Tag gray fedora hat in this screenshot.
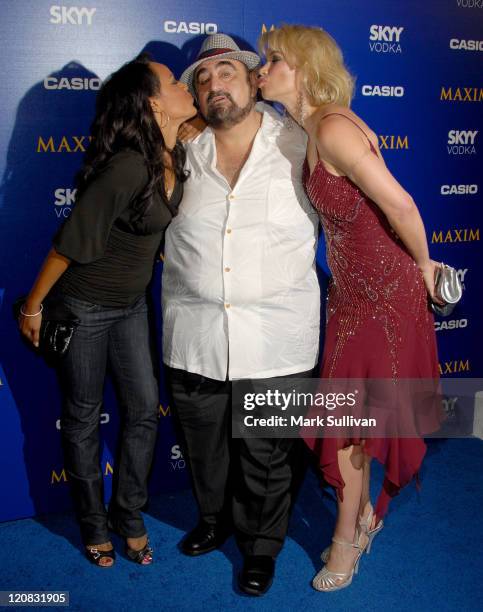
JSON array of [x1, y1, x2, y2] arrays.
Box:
[[180, 33, 260, 95]]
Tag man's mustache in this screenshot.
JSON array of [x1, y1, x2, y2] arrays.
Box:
[[207, 90, 235, 105]]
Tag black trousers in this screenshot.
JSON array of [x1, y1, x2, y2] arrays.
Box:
[[166, 367, 313, 557]]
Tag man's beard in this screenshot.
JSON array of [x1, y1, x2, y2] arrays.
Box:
[[204, 90, 256, 128]]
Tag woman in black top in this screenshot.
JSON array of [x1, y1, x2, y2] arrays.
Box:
[[19, 54, 196, 566]]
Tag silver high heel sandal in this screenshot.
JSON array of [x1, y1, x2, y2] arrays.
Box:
[[312, 530, 367, 592], [359, 506, 384, 555], [320, 504, 384, 562]]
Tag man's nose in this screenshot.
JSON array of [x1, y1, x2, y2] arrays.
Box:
[[208, 74, 223, 89]]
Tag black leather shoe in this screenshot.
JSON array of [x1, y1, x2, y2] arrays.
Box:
[[180, 521, 229, 556], [238, 555, 275, 596]]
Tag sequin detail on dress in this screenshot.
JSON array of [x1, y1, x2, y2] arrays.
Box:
[[302, 114, 439, 518]]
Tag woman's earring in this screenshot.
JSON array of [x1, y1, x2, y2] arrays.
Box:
[[153, 106, 170, 129]]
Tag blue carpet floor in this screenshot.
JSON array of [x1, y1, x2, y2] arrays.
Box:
[[1, 438, 482, 612]]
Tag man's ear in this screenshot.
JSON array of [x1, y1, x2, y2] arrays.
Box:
[[249, 69, 259, 96]]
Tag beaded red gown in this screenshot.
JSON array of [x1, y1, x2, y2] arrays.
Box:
[[302, 114, 439, 519]]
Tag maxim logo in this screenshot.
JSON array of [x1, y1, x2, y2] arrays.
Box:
[[163, 21, 217, 34], [456, 0, 483, 7], [447, 130, 478, 154], [441, 87, 483, 102], [434, 319, 468, 332], [159, 403, 170, 417], [438, 359, 470, 375], [441, 184, 478, 195], [37, 135, 92, 153], [379, 135, 408, 149], [369, 25, 404, 53], [44, 76, 102, 90], [361, 85, 404, 97], [49, 5, 96, 25], [450, 39, 483, 51], [431, 228, 479, 243], [51, 462, 113, 483]]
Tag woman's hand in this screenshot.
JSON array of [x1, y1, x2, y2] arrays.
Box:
[[16, 248, 71, 349], [178, 115, 207, 143], [19, 302, 43, 348], [419, 260, 444, 304]]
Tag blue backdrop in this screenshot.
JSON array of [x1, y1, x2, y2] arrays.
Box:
[[0, 0, 481, 522]]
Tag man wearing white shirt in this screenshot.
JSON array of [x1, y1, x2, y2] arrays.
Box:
[[162, 34, 320, 595]]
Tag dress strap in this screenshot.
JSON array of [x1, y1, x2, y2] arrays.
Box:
[[320, 112, 377, 153]]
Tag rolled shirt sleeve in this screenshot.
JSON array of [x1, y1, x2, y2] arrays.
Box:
[[53, 151, 148, 264]]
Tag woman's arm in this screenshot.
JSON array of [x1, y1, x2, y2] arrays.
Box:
[[19, 248, 71, 347], [315, 116, 440, 300]]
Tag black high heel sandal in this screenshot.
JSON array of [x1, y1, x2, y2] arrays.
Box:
[[125, 538, 154, 565], [107, 519, 153, 565], [85, 545, 116, 567]]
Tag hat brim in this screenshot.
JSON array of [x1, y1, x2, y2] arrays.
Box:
[[180, 50, 261, 95]]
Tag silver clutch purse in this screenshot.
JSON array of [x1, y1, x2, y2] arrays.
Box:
[[431, 262, 463, 316]]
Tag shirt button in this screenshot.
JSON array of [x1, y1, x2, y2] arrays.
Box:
[[228, 194, 235, 200], [224, 267, 231, 272], [226, 228, 232, 234], [225, 303, 231, 309]]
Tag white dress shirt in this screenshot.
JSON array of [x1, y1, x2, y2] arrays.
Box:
[[162, 102, 320, 381]]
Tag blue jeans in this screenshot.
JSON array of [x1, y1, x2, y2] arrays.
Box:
[[58, 294, 159, 545]]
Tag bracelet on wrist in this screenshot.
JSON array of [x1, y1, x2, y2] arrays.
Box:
[[20, 303, 43, 317]]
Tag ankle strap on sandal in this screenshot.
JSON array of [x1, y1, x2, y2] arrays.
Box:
[[331, 536, 364, 550], [333, 526, 368, 549]]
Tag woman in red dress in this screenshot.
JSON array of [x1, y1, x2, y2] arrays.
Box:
[[258, 25, 441, 591]]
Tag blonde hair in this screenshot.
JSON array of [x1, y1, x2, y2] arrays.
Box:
[[259, 24, 355, 107]]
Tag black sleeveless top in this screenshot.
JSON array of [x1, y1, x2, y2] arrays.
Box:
[[53, 149, 183, 307]]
